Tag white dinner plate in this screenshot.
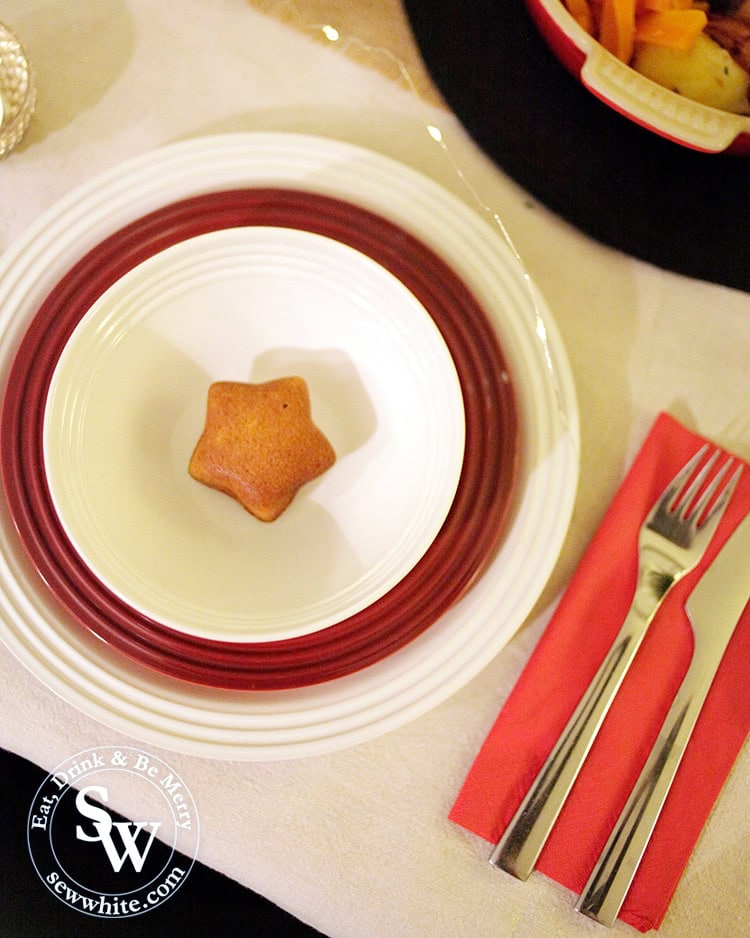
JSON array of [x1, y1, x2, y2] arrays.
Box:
[[43, 226, 464, 643], [0, 133, 579, 760]]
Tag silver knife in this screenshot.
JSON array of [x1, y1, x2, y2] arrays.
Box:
[[576, 510, 750, 926]]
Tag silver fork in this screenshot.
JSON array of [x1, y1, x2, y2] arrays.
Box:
[[489, 444, 742, 880]]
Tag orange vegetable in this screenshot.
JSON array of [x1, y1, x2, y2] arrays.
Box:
[[565, 0, 595, 32], [599, 0, 637, 62], [561, 0, 710, 59], [634, 9, 708, 49], [638, 0, 694, 10]]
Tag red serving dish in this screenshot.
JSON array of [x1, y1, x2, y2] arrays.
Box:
[[525, 0, 750, 153]]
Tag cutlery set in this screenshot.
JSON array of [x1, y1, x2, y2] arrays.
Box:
[[490, 445, 748, 926]]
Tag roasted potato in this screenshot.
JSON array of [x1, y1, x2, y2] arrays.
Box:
[[632, 32, 750, 113]]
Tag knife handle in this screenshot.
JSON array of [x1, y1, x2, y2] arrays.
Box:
[[575, 678, 706, 926], [489, 601, 654, 880]]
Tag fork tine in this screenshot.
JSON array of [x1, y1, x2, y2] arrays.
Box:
[[694, 461, 743, 530], [655, 445, 707, 517], [684, 455, 730, 522], [672, 448, 720, 518]]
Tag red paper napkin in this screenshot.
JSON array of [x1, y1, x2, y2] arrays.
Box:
[[450, 413, 750, 932]]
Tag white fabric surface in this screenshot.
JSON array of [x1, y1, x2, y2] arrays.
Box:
[[1, 1, 749, 935]]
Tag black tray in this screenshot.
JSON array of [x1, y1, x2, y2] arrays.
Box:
[[404, 0, 749, 293]]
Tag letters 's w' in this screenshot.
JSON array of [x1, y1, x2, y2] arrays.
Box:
[[75, 786, 162, 873]]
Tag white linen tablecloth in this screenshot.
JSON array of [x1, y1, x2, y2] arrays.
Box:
[[1, 2, 748, 935]]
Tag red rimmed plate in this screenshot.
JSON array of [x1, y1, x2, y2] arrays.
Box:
[[1, 188, 517, 690]]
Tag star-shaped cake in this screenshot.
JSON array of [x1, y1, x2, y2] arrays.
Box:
[[189, 377, 336, 522]]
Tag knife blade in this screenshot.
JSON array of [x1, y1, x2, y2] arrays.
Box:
[[576, 510, 750, 926]]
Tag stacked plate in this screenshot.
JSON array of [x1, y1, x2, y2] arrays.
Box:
[[0, 134, 578, 759]]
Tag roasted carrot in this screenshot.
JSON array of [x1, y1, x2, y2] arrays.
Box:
[[634, 9, 708, 49], [599, 0, 637, 62], [565, 0, 595, 32], [638, 0, 694, 11]]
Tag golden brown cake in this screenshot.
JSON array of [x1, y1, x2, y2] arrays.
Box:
[[189, 377, 336, 522]]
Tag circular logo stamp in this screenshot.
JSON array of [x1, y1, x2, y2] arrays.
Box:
[[27, 746, 199, 919]]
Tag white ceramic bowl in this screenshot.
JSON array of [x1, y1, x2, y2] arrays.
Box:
[[525, 0, 750, 153], [43, 226, 466, 644]]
